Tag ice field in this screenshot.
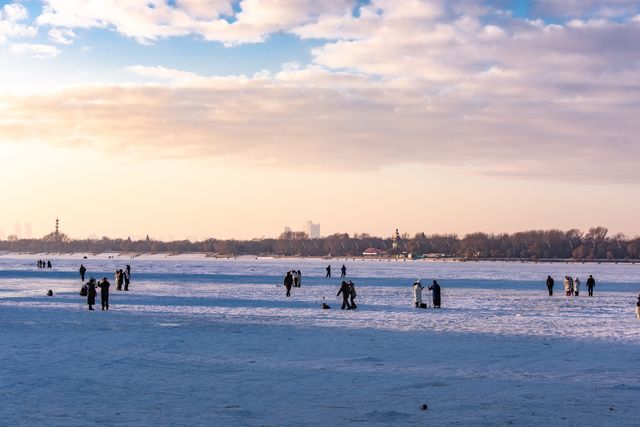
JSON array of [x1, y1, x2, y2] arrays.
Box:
[[1, 255, 639, 426]]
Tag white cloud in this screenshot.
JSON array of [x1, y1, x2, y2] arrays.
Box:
[[0, 3, 37, 43], [36, 0, 354, 45], [9, 43, 60, 58], [48, 27, 75, 44]]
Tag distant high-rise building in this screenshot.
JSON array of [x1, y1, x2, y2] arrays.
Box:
[[23, 223, 32, 239], [14, 222, 22, 238], [305, 220, 320, 238]]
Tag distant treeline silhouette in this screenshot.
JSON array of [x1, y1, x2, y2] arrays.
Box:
[[1, 226, 638, 261]]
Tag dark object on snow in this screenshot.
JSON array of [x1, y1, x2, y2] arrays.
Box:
[[322, 303, 331, 309], [46, 290, 53, 296], [420, 404, 428, 411], [429, 280, 441, 308], [419, 303, 427, 309], [80, 284, 88, 297]]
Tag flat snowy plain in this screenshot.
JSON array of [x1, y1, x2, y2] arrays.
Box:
[[1, 254, 639, 426]]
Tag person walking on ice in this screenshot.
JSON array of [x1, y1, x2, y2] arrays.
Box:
[[429, 280, 441, 308], [587, 275, 596, 296], [546, 275, 554, 296], [413, 280, 425, 308], [79, 264, 87, 282], [337, 281, 352, 310], [341, 264, 346, 278], [326, 265, 331, 278], [284, 271, 293, 297], [348, 280, 357, 309], [574, 277, 581, 296]]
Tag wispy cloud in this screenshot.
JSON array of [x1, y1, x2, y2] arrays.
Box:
[[8, 42, 60, 58]]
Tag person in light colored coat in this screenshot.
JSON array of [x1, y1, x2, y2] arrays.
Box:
[[413, 281, 424, 307], [573, 277, 581, 296], [563, 276, 571, 296]]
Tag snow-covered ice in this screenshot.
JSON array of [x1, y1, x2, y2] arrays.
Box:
[[1, 256, 639, 426]]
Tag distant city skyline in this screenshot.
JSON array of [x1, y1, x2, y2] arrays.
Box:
[[1, 1, 639, 240]]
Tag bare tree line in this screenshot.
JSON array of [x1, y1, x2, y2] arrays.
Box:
[[1, 226, 638, 261]]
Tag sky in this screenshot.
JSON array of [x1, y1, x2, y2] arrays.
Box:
[[1, 0, 639, 241]]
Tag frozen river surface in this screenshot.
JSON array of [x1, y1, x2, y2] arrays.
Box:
[[1, 255, 639, 426]]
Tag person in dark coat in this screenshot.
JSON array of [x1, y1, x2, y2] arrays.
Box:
[[546, 275, 554, 296], [586, 275, 596, 297], [428, 280, 441, 308], [47, 260, 52, 269], [79, 264, 87, 282], [123, 269, 130, 291], [341, 264, 346, 278], [87, 278, 97, 311], [97, 278, 110, 310], [326, 265, 331, 278], [126, 264, 131, 277], [348, 280, 357, 309], [337, 281, 352, 310], [284, 271, 293, 297]]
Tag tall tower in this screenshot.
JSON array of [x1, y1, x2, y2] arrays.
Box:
[[55, 217, 59, 235]]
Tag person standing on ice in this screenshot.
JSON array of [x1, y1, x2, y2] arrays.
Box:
[[326, 265, 331, 278], [115, 270, 122, 291], [86, 278, 97, 311], [429, 280, 441, 308], [341, 264, 347, 278], [123, 268, 131, 291], [283, 271, 293, 297], [79, 264, 87, 282], [574, 277, 581, 296], [636, 294, 640, 319], [337, 281, 352, 309], [586, 275, 596, 296], [348, 280, 357, 309], [297, 270, 302, 287], [413, 280, 424, 307], [97, 277, 110, 310], [568, 276, 575, 296], [292, 270, 299, 287], [546, 275, 554, 296], [563, 276, 571, 296]]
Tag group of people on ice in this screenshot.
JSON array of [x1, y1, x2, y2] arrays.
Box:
[[79, 264, 132, 310], [283, 269, 302, 297], [36, 259, 52, 269], [81, 277, 111, 311], [545, 275, 596, 297], [413, 280, 441, 308]]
